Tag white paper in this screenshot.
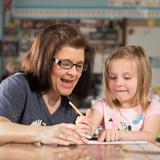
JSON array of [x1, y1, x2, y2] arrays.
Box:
[[88, 140, 148, 145]]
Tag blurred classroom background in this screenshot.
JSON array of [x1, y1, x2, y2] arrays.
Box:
[[0, 0, 160, 108]]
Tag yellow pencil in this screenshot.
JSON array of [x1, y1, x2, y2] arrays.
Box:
[[69, 101, 83, 116]]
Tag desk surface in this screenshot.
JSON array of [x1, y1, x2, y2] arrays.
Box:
[[0, 143, 160, 160]]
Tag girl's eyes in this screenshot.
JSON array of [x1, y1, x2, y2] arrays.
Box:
[[124, 77, 131, 80], [109, 77, 116, 80], [108, 76, 131, 80]]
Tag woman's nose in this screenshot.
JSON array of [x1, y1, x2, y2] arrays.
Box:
[[67, 65, 78, 76]]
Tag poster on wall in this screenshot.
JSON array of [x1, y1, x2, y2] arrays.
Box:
[[150, 56, 160, 68], [0, 41, 19, 57]]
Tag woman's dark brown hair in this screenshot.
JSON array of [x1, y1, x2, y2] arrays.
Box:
[[22, 23, 95, 99]]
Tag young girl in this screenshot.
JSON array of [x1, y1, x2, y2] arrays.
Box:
[[76, 45, 160, 142]]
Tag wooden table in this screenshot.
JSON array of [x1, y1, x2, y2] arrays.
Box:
[[0, 143, 160, 160]]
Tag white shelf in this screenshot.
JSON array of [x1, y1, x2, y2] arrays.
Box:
[[12, 8, 160, 19]]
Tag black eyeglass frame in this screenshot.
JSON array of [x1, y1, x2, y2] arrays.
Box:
[[53, 58, 88, 71]]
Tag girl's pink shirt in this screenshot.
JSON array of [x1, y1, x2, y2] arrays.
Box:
[[92, 97, 160, 131]]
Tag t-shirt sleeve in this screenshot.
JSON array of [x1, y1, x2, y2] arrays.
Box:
[[146, 97, 160, 116], [0, 74, 27, 122]]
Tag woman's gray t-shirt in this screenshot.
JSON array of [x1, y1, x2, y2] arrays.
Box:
[[0, 73, 77, 126]]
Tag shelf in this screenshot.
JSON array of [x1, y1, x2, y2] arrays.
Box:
[[12, 7, 160, 19]]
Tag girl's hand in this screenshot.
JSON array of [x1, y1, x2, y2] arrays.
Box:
[[98, 129, 121, 142], [75, 109, 94, 139]]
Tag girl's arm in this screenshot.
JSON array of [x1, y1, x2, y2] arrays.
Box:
[[99, 114, 160, 142], [120, 114, 160, 142]]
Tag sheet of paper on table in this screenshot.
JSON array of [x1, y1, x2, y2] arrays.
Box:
[[88, 140, 148, 145]]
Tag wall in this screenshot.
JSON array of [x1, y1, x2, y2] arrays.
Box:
[[0, 0, 4, 78], [127, 26, 160, 87]]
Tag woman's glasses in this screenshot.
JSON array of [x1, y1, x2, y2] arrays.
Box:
[[53, 58, 88, 72]]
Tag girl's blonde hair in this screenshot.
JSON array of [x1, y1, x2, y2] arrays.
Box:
[[104, 45, 151, 111]]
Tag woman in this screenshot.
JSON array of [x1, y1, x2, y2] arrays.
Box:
[[0, 23, 95, 146]]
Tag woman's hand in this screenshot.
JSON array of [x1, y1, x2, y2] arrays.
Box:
[[75, 109, 94, 139], [98, 129, 121, 142], [38, 123, 88, 146]]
